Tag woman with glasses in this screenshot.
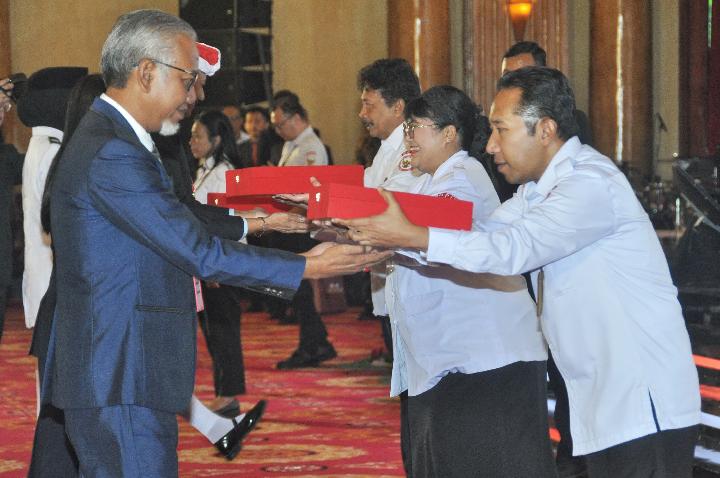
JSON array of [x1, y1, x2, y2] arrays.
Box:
[[386, 85, 555, 477]]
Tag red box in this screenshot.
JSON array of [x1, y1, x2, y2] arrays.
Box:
[[205, 193, 292, 214], [225, 165, 364, 197], [306, 183, 473, 231]]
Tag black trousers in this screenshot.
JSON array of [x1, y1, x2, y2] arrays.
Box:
[[198, 284, 246, 397], [403, 361, 557, 478], [548, 350, 580, 463], [269, 232, 329, 352], [585, 425, 698, 478]]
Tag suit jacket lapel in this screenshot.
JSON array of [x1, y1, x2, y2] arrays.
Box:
[[90, 98, 172, 188]]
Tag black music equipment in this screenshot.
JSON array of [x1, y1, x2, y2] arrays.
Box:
[[180, 0, 273, 107]]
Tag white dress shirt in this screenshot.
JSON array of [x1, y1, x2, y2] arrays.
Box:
[[192, 154, 233, 205], [100, 94, 155, 154], [277, 126, 328, 167], [386, 150, 546, 397], [426, 137, 700, 455], [363, 123, 427, 316], [22, 126, 62, 328]]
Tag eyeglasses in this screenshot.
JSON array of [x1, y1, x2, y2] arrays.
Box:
[[272, 114, 291, 130], [402, 120, 438, 139], [149, 59, 199, 92]]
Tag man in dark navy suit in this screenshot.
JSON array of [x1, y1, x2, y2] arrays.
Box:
[[45, 10, 389, 477]]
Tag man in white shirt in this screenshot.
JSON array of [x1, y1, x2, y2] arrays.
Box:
[[271, 90, 328, 167], [341, 66, 700, 478], [270, 90, 335, 369], [356, 57, 424, 476], [222, 104, 250, 146]]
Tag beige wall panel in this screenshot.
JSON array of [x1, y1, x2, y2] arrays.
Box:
[[273, 0, 388, 165], [6, 0, 177, 149], [652, 0, 679, 180], [10, 0, 178, 75]]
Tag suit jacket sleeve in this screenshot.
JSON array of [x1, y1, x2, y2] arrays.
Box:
[[160, 140, 248, 240], [87, 139, 304, 299]]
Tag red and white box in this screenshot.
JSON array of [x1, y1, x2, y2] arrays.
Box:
[[307, 183, 474, 231], [225, 165, 364, 197]]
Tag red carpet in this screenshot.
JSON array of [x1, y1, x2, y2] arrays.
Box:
[[0, 300, 404, 477]]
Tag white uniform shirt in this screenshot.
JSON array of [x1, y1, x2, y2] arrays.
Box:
[[363, 123, 427, 316], [426, 137, 701, 455], [277, 126, 328, 167], [193, 155, 233, 205], [385, 150, 546, 397], [22, 126, 62, 328]]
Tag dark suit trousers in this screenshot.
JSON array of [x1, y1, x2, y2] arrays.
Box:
[[404, 361, 557, 478], [198, 284, 246, 397], [27, 405, 79, 478], [584, 425, 698, 478], [65, 405, 178, 478]]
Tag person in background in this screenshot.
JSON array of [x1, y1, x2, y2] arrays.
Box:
[[269, 90, 336, 369], [189, 109, 264, 422], [18, 67, 87, 339], [237, 105, 273, 168], [222, 104, 250, 146]]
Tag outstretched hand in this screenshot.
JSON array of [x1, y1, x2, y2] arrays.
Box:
[[272, 176, 322, 208], [301, 242, 393, 279], [266, 212, 310, 233], [333, 189, 430, 250]]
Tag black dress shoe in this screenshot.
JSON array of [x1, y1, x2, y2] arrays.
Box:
[[213, 400, 267, 460], [212, 398, 240, 419], [276, 344, 337, 369]]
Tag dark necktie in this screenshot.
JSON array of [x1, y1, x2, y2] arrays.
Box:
[[251, 142, 258, 166]]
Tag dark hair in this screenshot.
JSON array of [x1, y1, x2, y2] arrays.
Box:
[[271, 90, 307, 120], [405, 85, 490, 158], [357, 58, 421, 108], [496, 67, 577, 141], [194, 109, 240, 166], [41, 74, 106, 233], [503, 41, 547, 67], [243, 105, 269, 123]]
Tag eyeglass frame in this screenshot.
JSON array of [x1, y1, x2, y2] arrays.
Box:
[[147, 59, 199, 92], [272, 113, 292, 130], [402, 120, 439, 139]]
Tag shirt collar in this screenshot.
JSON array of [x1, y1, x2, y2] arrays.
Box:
[[431, 149, 468, 179], [100, 93, 155, 154], [380, 123, 405, 153], [288, 125, 314, 147], [199, 155, 216, 170], [527, 136, 582, 199]]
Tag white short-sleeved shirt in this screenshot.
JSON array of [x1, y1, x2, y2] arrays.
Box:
[[278, 126, 328, 167]]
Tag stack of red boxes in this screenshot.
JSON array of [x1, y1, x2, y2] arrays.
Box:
[[213, 165, 474, 231]]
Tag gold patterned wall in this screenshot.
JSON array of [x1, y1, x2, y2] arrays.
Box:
[[463, 0, 568, 113]]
